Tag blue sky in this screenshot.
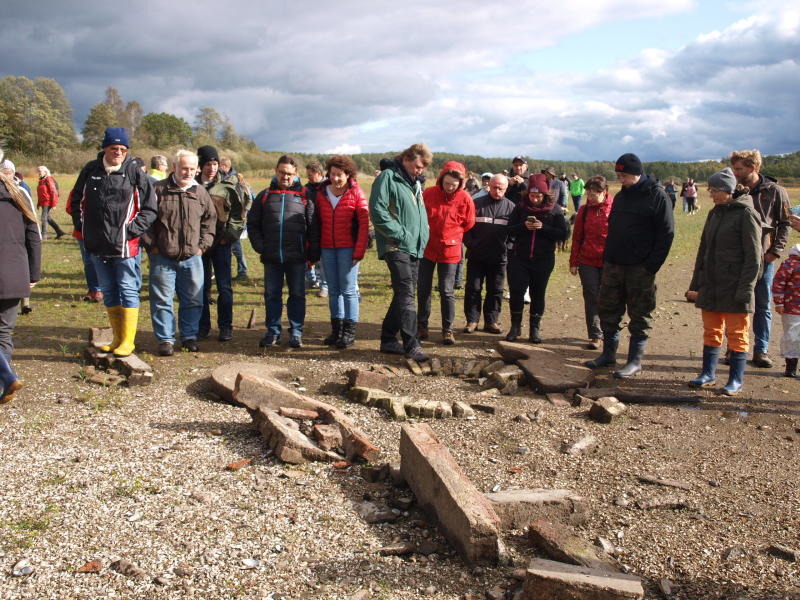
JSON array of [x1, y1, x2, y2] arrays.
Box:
[[1, 0, 797, 161]]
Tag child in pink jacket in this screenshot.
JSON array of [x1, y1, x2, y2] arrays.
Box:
[[772, 244, 800, 377]]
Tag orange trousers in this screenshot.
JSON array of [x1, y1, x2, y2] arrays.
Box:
[[701, 310, 750, 353]]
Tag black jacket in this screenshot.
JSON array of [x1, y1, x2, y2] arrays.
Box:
[[507, 204, 569, 261], [248, 180, 320, 264], [604, 176, 675, 273], [0, 183, 41, 299], [70, 153, 158, 258], [463, 191, 515, 264]]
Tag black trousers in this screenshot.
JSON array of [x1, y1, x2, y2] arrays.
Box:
[[507, 254, 555, 316], [464, 259, 505, 325], [381, 251, 420, 351]]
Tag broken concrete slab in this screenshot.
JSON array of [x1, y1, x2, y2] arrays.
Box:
[[312, 424, 342, 451], [589, 397, 627, 424], [546, 393, 571, 407], [523, 558, 643, 600], [577, 387, 701, 405], [212, 362, 293, 404], [517, 347, 594, 393], [528, 520, 618, 571], [481, 359, 508, 377], [562, 435, 598, 456], [252, 408, 341, 464], [496, 341, 532, 362], [348, 386, 395, 407], [400, 424, 503, 565], [485, 489, 587, 529], [347, 369, 390, 391], [452, 401, 475, 418]]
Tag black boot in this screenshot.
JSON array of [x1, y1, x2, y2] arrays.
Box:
[[584, 333, 619, 368], [785, 358, 798, 378], [324, 318, 343, 345], [505, 311, 523, 342], [613, 336, 647, 379], [336, 320, 356, 349], [529, 314, 542, 344]]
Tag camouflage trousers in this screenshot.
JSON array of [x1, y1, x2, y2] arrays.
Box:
[[598, 263, 657, 339]]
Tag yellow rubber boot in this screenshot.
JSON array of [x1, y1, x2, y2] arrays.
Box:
[[100, 306, 123, 352], [113, 307, 140, 357]]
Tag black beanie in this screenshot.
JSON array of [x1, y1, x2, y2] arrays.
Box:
[[197, 145, 220, 167], [614, 153, 643, 176]]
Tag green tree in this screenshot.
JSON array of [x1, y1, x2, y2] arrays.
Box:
[[139, 112, 192, 147], [82, 102, 117, 148], [193, 106, 223, 142], [121, 100, 144, 138], [104, 87, 125, 120], [0, 76, 77, 156]]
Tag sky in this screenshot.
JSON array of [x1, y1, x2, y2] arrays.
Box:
[[2, 0, 798, 161]]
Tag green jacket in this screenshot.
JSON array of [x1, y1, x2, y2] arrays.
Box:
[[569, 178, 585, 197], [369, 163, 429, 259], [689, 193, 762, 313], [200, 174, 245, 246]]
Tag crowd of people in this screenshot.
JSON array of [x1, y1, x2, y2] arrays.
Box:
[[0, 129, 797, 404]]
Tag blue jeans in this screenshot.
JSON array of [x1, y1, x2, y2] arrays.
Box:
[[572, 195, 583, 213], [0, 350, 17, 395], [91, 255, 141, 308], [201, 244, 233, 331], [78, 239, 101, 292], [149, 253, 204, 343], [306, 262, 328, 290], [264, 261, 306, 337], [321, 248, 360, 321], [753, 259, 776, 354]]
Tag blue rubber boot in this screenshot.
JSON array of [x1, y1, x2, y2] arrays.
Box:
[[584, 332, 619, 368], [613, 336, 647, 379], [688, 345, 720, 388], [722, 351, 747, 396]]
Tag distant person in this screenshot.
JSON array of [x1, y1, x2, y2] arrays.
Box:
[[685, 168, 761, 396], [505, 173, 568, 342], [369, 143, 431, 361], [249, 155, 319, 348], [664, 178, 678, 211], [148, 155, 168, 181], [417, 161, 475, 346], [584, 153, 674, 378], [462, 174, 514, 334], [683, 178, 698, 214], [195, 145, 244, 342], [65, 189, 103, 302], [506, 156, 529, 205], [773, 244, 800, 378], [569, 173, 585, 213], [464, 171, 480, 196], [231, 171, 254, 281], [36, 166, 66, 240], [304, 160, 328, 297], [0, 149, 41, 404], [476, 172, 492, 196], [541, 166, 568, 210], [142, 150, 216, 355], [569, 176, 613, 350], [731, 149, 791, 369], [70, 127, 157, 356], [315, 155, 369, 348]]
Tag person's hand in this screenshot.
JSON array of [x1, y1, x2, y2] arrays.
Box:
[[764, 251, 778, 263], [775, 304, 784, 314], [352, 259, 361, 266], [524, 220, 536, 230], [569, 266, 578, 276], [196, 249, 203, 256], [685, 290, 698, 302], [789, 214, 800, 232]]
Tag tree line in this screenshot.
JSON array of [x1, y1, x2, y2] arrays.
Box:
[[1, 75, 798, 183]]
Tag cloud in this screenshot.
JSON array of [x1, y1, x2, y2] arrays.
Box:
[[0, 0, 796, 160]]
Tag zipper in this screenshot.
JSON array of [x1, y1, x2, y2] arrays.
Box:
[[279, 192, 285, 264]]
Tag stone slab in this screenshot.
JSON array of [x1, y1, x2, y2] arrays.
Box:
[[589, 397, 627, 424], [400, 424, 502, 565], [528, 520, 617, 571], [523, 558, 643, 600], [516, 347, 594, 393], [253, 407, 340, 464], [347, 369, 390, 391], [212, 362, 293, 404], [485, 489, 587, 529]]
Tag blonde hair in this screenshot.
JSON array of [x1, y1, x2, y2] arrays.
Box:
[[395, 143, 432, 167], [730, 149, 762, 171], [38, 165, 51, 177]]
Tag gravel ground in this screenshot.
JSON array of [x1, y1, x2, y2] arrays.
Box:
[[2, 270, 800, 600]]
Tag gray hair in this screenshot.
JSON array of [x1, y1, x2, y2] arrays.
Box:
[[38, 165, 51, 177], [173, 149, 198, 167], [151, 155, 168, 169]]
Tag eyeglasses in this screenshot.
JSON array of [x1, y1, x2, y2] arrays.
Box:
[[107, 146, 127, 154]]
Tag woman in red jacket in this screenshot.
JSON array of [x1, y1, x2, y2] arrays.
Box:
[[569, 176, 613, 349], [316, 155, 370, 348], [36, 166, 66, 239], [417, 161, 476, 345]]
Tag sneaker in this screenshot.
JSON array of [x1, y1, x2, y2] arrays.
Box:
[[289, 336, 303, 348], [218, 327, 233, 342], [463, 322, 478, 333], [318, 288, 328, 298], [379, 340, 405, 355], [405, 346, 430, 362], [259, 334, 279, 347], [751, 352, 773, 368], [158, 341, 174, 356], [182, 339, 199, 352]]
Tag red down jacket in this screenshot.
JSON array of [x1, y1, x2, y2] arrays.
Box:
[[569, 193, 614, 268], [422, 161, 476, 263], [315, 178, 370, 260]]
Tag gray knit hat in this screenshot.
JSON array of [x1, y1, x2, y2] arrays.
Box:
[[708, 167, 736, 194]]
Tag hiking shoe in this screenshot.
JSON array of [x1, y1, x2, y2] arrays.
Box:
[[751, 352, 773, 368], [441, 329, 455, 346], [182, 339, 199, 352], [483, 322, 503, 334], [218, 327, 233, 342], [463, 322, 478, 333], [585, 338, 601, 350], [405, 346, 430, 362], [158, 341, 174, 356]]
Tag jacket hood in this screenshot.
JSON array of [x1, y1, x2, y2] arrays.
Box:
[[789, 243, 800, 258], [436, 161, 467, 189]]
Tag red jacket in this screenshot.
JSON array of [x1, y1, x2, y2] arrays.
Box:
[[772, 246, 800, 316], [315, 178, 370, 260], [422, 162, 476, 263], [37, 175, 59, 208], [569, 194, 613, 268]]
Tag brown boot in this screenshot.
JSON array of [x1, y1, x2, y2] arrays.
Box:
[[463, 322, 478, 333], [442, 329, 455, 346], [483, 322, 503, 334], [417, 322, 429, 340]]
